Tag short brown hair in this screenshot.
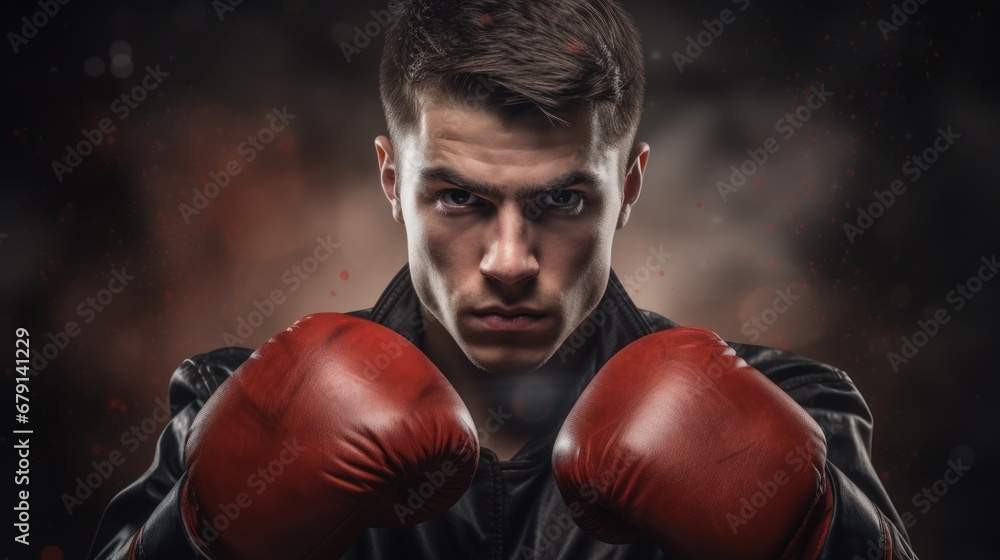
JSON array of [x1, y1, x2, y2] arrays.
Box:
[[379, 0, 646, 171]]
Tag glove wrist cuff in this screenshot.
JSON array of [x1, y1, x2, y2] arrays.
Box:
[[179, 474, 219, 560], [780, 465, 836, 560]]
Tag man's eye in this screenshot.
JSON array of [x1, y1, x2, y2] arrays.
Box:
[[540, 190, 582, 208], [440, 189, 483, 206]]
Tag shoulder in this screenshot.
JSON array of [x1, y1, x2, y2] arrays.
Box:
[[170, 309, 375, 410], [638, 308, 862, 405], [168, 346, 254, 412], [639, 308, 880, 463], [345, 308, 373, 320]]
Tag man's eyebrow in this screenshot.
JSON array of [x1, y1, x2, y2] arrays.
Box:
[[421, 167, 598, 200]]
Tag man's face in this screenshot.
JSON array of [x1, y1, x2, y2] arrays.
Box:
[[377, 97, 646, 374]]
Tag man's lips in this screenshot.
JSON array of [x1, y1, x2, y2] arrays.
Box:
[[470, 307, 548, 331], [473, 306, 546, 316]]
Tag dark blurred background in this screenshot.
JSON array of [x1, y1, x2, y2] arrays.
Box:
[[2, 1, 996, 558]]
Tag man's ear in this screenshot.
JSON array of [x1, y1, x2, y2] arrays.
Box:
[[617, 142, 650, 230], [375, 135, 404, 224]]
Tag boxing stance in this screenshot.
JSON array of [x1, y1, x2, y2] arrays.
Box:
[[91, 0, 917, 558]]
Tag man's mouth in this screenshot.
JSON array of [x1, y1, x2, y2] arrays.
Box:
[[471, 307, 547, 331]]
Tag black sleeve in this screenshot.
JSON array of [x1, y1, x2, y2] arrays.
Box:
[[732, 343, 918, 560], [88, 347, 253, 560]]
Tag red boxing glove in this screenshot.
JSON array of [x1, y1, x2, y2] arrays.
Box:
[[552, 327, 834, 559], [183, 313, 479, 560]]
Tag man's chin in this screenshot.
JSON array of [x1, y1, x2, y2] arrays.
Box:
[[464, 345, 554, 375]]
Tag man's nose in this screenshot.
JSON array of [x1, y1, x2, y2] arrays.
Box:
[[480, 204, 540, 286]]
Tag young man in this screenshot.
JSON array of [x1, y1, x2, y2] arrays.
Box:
[[90, 1, 917, 558]]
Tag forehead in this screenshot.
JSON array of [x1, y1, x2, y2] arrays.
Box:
[[404, 97, 613, 189]]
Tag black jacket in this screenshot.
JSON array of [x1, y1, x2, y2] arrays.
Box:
[[90, 265, 918, 559]]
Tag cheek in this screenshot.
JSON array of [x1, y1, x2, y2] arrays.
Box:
[[411, 213, 479, 273], [400, 190, 440, 263], [542, 223, 613, 311], [404, 205, 481, 307]]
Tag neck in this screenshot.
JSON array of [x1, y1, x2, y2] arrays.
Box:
[[420, 306, 582, 461]]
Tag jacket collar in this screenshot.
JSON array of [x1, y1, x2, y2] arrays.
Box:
[[364, 263, 660, 463]]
